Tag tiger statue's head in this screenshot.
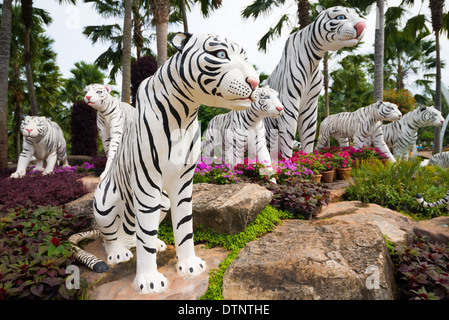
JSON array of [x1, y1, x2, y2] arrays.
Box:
[[253, 87, 284, 119], [171, 32, 259, 112], [376, 101, 402, 121], [412, 106, 445, 127], [21, 116, 49, 139], [313, 6, 366, 52], [84, 84, 112, 111]]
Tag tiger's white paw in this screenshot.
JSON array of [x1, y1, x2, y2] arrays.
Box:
[[10, 170, 25, 178], [156, 238, 167, 252], [105, 243, 133, 265], [134, 271, 168, 294], [176, 256, 206, 277], [42, 170, 53, 175]]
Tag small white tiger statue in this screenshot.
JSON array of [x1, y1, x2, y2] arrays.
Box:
[[315, 101, 402, 162], [370, 106, 444, 160], [423, 151, 449, 167], [203, 87, 284, 173], [84, 83, 135, 180], [11, 116, 69, 178]]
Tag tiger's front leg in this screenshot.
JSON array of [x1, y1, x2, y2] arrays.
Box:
[[133, 191, 168, 294], [43, 152, 57, 175], [168, 179, 206, 278]]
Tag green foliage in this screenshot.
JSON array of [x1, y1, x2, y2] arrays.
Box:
[[158, 205, 291, 300], [383, 89, 417, 115], [0, 206, 90, 300], [344, 159, 449, 220]]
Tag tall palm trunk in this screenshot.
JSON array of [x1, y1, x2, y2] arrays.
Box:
[[21, 0, 38, 116], [430, 0, 444, 154], [181, 0, 189, 32], [122, 0, 133, 103], [151, 0, 170, 68], [373, 0, 385, 102], [0, 0, 13, 168]]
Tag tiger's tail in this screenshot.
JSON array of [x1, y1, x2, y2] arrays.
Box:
[[68, 230, 109, 273], [415, 189, 449, 208]]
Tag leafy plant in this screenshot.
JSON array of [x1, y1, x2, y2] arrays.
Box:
[[0, 172, 88, 211], [395, 236, 449, 300], [0, 207, 90, 300]]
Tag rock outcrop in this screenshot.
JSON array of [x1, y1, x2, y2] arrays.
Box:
[[222, 219, 399, 300]]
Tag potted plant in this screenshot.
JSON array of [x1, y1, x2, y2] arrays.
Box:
[[334, 150, 353, 180], [319, 153, 334, 183]]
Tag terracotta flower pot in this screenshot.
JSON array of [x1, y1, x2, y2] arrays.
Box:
[[336, 167, 351, 180], [320, 170, 334, 183], [311, 174, 322, 183]]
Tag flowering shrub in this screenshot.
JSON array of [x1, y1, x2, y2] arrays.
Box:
[[383, 88, 416, 115], [290, 151, 324, 174], [333, 150, 353, 168], [0, 206, 90, 300], [272, 159, 313, 184], [194, 160, 242, 185], [344, 146, 388, 160], [395, 236, 449, 300]]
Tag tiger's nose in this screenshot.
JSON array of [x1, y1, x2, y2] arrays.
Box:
[[86, 96, 91, 100], [246, 77, 259, 90], [26, 129, 33, 133], [276, 106, 284, 112], [354, 21, 366, 37]]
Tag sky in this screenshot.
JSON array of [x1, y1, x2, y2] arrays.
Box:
[[31, 0, 449, 100]]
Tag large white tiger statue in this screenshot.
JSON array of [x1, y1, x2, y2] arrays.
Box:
[[264, 5, 366, 159], [315, 101, 402, 162], [73, 33, 259, 294], [84, 83, 135, 180], [10, 116, 69, 178], [203, 87, 284, 173], [380, 106, 445, 160]]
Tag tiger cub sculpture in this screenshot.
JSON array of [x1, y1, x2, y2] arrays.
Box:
[[264, 5, 366, 159], [11, 116, 69, 178], [370, 106, 444, 160], [84, 83, 135, 180], [86, 32, 259, 294], [203, 87, 284, 174], [315, 101, 402, 162]]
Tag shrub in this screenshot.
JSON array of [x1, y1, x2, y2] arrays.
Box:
[[131, 56, 157, 106], [344, 159, 449, 219], [384, 88, 417, 115], [0, 206, 90, 300], [395, 236, 449, 300], [70, 101, 98, 157], [0, 172, 88, 211]]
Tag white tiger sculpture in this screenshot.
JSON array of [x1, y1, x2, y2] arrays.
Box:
[[315, 101, 402, 162], [367, 106, 444, 160], [421, 151, 449, 167], [84, 83, 135, 180], [264, 5, 366, 159], [76, 33, 258, 294], [10, 116, 69, 178], [203, 87, 284, 173]]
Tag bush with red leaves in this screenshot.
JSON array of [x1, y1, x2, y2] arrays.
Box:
[[0, 172, 88, 211]]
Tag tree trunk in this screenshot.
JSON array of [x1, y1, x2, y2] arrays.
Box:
[[0, 0, 13, 169], [373, 0, 384, 102], [22, 0, 38, 116], [132, 0, 143, 59], [297, 0, 310, 30], [433, 30, 442, 153], [122, 0, 133, 103], [151, 0, 170, 68], [181, 0, 189, 32], [323, 52, 329, 118]]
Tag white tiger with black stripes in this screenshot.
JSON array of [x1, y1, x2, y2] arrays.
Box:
[[84, 84, 135, 180], [203, 87, 284, 171], [381, 106, 445, 160], [416, 191, 449, 210], [264, 5, 366, 159], [10, 116, 69, 178], [315, 101, 402, 162], [89, 33, 259, 294]]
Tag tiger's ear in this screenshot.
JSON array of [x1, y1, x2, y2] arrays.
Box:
[[105, 84, 112, 92], [171, 32, 192, 52], [316, 5, 326, 14]]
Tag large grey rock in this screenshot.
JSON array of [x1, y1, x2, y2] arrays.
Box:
[[317, 201, 416, 246], [222, 219, 398, 300], [192, 183, 273, 235], [414, 216, 449, 244]]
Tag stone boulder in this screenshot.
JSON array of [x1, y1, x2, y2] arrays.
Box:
[[414, 216, 449, 244], [222, 219, 398, 300], [192, 183, 273, 235], [316, 201, 416, 246]]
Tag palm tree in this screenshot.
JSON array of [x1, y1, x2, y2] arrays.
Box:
[[20, 0, 77, 116], [122, 0, 133, 103], [0, 0, 13, 169], [151, 0, 171, 67], [429, 0, 445, 154], [373, 0, 385, 102]]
